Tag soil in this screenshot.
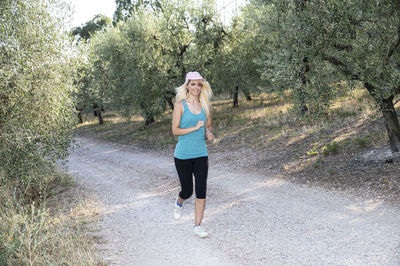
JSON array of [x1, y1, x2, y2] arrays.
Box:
[[66, 136, 400, 265]]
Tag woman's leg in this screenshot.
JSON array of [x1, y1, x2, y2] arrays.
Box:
[[173, 158, 194, 219], [177, 195, 184, 206], [193, 156, 208, 225], [174, 157, 194, 201], [195, 198, 206, 225]]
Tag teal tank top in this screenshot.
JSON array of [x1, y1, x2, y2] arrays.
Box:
[[174, 100, 208, 159]]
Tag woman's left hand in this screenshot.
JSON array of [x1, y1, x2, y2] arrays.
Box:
[[206, 131, 215, 141]]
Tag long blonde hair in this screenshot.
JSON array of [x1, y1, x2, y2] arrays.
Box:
[[175, 80, 213, 117]]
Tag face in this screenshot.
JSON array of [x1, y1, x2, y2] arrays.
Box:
[[186, 79, 203, 97]]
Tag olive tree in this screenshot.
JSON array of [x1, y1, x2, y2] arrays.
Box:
[[89, 0, 226, 125], [90, 10, 166, 125], [0, 0, 78, 195], [253, 0, 400, 151], [208, 12, 263, 107], [72, 15, 112, 124]]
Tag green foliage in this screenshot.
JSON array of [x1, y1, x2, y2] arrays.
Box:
[[205, 5, 262, 102], [113, 0, 161, 23], [251, 0, 400, 148], [354, 137, 369, 148], [335, 110, 357, 119], [249, 0, 339, 116], [306, 145, 319, 156], [88, 0, 224, 125], [0, 0, 77, 197], [327, 169, 336, 175], [322, 141, 340, 155], [90, 10, 166, 124], [71, 14, 111, 42]]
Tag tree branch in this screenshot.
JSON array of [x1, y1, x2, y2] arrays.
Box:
[[333, 44, 353, 52], [385, 25, 400, 64], [322, 55, 359, 80], [323, 54, 379, 96]]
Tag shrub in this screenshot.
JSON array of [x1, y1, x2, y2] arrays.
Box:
[[0, 0, 77, 198]]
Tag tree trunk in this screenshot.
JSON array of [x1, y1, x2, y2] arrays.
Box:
[[97, 110, 104, 125], [93, 104, 98, 117], [241, 88, 252, 101], [93, 103, 103, 125], [233, 86, 239, 108], [298, 56, 309, 115], [77, 110, 83, 124], [145, 116, 155, 126], [165, 90, 175, 111], [380, 96, 400, 152]]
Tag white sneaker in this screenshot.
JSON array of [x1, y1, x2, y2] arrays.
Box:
[[194, 225, 209, 238], [173, 198, 183, 219]]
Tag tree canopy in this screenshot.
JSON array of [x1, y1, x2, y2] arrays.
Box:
[[0, 0, 78, 194], [75, 0, 400, 151]]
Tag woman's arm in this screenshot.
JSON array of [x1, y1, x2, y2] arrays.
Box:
[[172, 101, 204, 136]]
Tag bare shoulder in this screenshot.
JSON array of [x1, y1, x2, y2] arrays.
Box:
[[173, 100, 184, 113], [174, 100, 183, 109]]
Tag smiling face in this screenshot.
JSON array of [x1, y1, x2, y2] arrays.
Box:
[[186, 79, 204, 98]]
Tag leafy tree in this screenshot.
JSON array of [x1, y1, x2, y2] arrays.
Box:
[[72, 14, 111, 42], [249, 0, 335, 115], [72, 15, 111, 124], [90, 0, 225, 125], [208, 12, 262, 107], [0, 0, 78, 196], [90, 10, 165, 125], [253, 0, 400, 151], [151, 0, 224, 108], [113, 0, 162, 23]]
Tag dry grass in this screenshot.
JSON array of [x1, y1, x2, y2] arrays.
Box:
[[0, 175, 104, 265], [75, 89, 387, 153]]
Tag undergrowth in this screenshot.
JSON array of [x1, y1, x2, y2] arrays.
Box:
[[75, 88, 387, 153], [0, 172, 102, 265]]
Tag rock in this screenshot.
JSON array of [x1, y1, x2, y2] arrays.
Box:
[[361, 147, 394, 163]]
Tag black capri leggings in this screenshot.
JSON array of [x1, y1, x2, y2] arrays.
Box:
[[174, 156, 208, 199]]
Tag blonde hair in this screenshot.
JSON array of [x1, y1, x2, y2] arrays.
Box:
[[175, 80, 213, 117]]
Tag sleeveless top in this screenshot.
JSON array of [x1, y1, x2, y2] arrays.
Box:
[[174, 99, 208, 159]]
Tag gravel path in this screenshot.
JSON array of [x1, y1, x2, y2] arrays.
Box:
[[67, 137, 400, 265]]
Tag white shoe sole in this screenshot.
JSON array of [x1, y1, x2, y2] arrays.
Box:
[[173, 208, 182, 219], [195, 232, 209, 238]]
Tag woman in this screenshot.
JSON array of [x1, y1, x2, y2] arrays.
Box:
[[171, 71, 214, 238]]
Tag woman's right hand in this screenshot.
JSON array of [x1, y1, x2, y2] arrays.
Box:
[[195, 120, 205, 130]]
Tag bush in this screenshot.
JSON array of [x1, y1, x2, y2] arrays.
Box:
[[0, 0, 77, 198], [0, 1, 98, 264]]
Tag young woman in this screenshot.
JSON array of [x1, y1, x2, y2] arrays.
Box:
[[171, 71, 214, 238]]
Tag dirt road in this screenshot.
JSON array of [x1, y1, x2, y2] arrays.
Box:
[[67, 137, 400, 265]]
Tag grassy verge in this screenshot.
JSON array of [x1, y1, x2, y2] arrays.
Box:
[[0, 172, 103, 265], [75, 88, 400, 202]]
